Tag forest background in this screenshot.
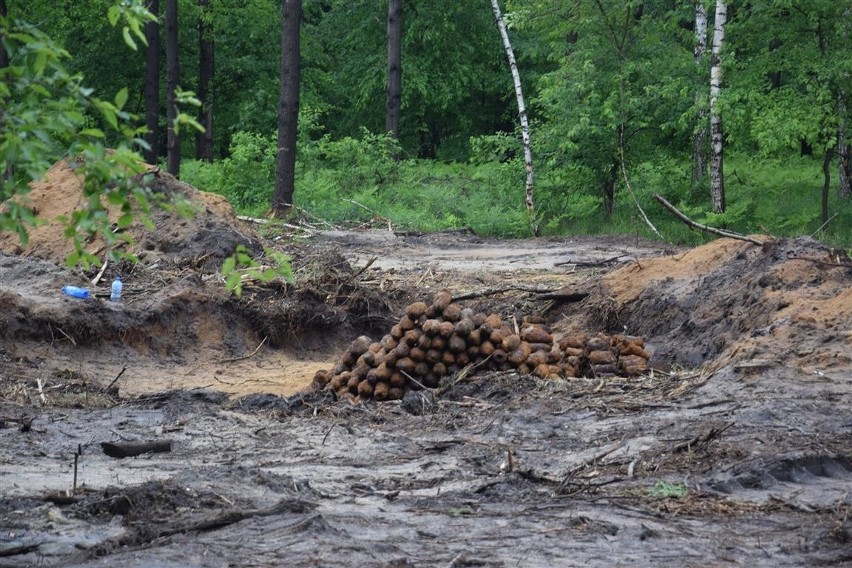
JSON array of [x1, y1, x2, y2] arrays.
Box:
[[3, 0, 851, 248]]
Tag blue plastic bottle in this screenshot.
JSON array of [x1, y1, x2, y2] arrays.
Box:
[[110, 276, 123, 302], [62, 285, 90, 299]]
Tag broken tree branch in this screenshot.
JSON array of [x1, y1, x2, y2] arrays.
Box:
[[653, 194, 765, 246]]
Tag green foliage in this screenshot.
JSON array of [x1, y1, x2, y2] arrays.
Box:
[[646, 480, 688, 499], [220, 244, 293, 298], [0, 3, 206, 269]]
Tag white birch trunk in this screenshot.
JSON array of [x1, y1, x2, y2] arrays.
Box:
[[491, 0, 539, 236], [709, 0, 727, 213], [692, 1, 709, 183]]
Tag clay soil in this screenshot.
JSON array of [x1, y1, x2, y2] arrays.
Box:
[[0, 163, 850, 567]]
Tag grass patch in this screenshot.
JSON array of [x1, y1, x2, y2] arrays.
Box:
[[180, 131, 852, 247]]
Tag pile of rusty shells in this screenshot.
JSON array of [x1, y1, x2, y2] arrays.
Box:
[[313, 290, 650, 402]]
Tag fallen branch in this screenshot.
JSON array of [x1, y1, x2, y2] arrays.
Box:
[[100, 440, 173, 459], [672, 422, 734, 453], [535, 288, 590, 302], [554, 254, 630, 267], [653, 194, 765, 246], [453, 284, 555, 302]]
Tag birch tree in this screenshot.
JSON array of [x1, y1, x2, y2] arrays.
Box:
[[692, 1, 709, 184], [490, 0, 538, 236], [709, 0, 727, 213]]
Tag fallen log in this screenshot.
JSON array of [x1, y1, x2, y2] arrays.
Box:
[[653, 194, 765, 246], [100, 440, 173, 459]]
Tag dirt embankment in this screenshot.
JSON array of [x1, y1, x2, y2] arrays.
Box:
[[0, 162, 850, 567]]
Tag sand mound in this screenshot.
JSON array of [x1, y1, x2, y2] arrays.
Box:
[[580, 236, 851, 374], [0, 159, 260, 269]]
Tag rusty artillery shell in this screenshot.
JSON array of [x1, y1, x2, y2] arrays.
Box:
[[502, 334, 522, 352], [467, 328, 482, 345], [390, 324, 404, 340], [441, 351, 456, 366], [455, 352, 470, 367], [454, 318, 475, 337], [396, 357, 416, 374], [353, 364, 370, 380], [414, 361, 431, 377], [588, 350, 616, 365], [433, 362, 448, 377], [410, 346, 426, 362], [472, 312, 487, 326], [383, 350, 398, 367], [399, 315, 417, 331], [390, 371, 408, 387], [507, 342, 532, 365], [442, 303, 462, 322], [492, 349, 508, 365], [406, 301, 429, 319], [521, 325, 552, 344], [348, 335, 373, 357], [591, 363, 619, 376], [563, 347, 584, 357], [365, 368, 379, 385], [439, 321, 455, 338], [526, 350, 548, 368], [431, 336, 447, 351], [357, 380, 374, 397], [484, 313, 503, 330], [449, 334, 467, 354], [489, 328, 506, 345], [395, 341, 411, 358], [480, 340, 495, 356], [422, 319, 442, 337], [586, 334, 612, 352], [381, 334, 399, 351], [358, 350, 376, 367], [347, 374, 361, 394], [426, 348, 442, 363], [333, 362, 349, 375], [517, 363, 531, 375], [619, 354, 649, 375], [404, 328, 422, 346], [387, 387, 405, 401], [374, 381, 390, 401], [417, 333, 432, 349], [559, 333, 589, 350], [432, 289, 453, 312], [329, 373, 346, 391], [529, 342, 552, 353], [375, 362, 392, 381], [467, 345, 480, 359], [313, 369, 331, 387]]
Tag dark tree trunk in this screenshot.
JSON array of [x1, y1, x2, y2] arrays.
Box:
[[385, 0, 402, 147], [1, 0, 9, 184], [273, 0, 302, 217], [821, 148, 833, 226], [195, 0, 214, 162], [165, 0, 180, 177], [143, 0, 160, 165], [839, 92, 850, 199], [603, 159, 618, 219], [0, 0, 8, 69]]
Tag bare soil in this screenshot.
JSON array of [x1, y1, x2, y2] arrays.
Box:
[[0, 163, 850, 567]]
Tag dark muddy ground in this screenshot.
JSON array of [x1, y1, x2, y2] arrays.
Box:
[[1, 164, 851, 567]]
